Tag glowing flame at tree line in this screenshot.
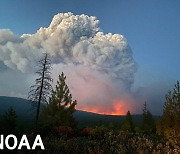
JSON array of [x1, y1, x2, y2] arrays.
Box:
[[76, 101, 131, 115]]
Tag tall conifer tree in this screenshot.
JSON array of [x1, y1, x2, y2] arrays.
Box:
[[159, 81, 180, 140], [141, 102, 156, 133], [3, 107, 17, 134], [121, 110, 135, 132], [40, 72, 77, 128]]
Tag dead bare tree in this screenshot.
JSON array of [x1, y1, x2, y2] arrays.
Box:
[[28, 53, 53, 129]]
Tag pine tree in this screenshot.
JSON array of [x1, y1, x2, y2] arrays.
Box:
[[28, 53, 53, 129], [121, 110, 135, 132], [159, 81, 180, 141], [3, 107, 17, 134], [40, 72, 77, 129], [141, 102, 156, 133]]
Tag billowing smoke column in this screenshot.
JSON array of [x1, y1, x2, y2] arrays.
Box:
[[0, 12, 137, 115]]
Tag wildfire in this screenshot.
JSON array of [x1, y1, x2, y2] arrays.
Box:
[[77, 100, 128, 115]]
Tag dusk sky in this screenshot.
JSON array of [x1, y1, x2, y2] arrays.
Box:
[[0, 0, 180, 115]]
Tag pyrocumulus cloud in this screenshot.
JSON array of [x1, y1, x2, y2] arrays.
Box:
[[0, 12, 138, 114]]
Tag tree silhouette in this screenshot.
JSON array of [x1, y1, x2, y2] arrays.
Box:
[[40, 72, 77, 129], [141, 102, 155, 133], [3, 107, 17, 134], [121, 110, 135, 132], [28, 53, 53, 129], [159, 81, 180, 141]]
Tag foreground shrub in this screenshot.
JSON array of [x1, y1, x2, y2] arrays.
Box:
[[35, 131, 179, 154]]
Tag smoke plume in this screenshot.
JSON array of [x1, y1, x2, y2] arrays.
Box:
[[0, 12, 138, 114]]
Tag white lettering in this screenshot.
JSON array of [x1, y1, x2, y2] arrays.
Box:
[[18, 135, 30, 150], [0, 134, 44, 150], [0, 135, 4, 149], [32, 135, 45, 150], [5, 135, 17, 150]]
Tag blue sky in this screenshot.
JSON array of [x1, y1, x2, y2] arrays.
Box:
[[1, 0, 179, 88], [0, 0, 180, 114]]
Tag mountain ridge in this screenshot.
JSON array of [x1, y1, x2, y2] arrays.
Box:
[[0, 96, 159, 127]]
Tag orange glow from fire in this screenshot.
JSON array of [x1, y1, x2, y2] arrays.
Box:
[[77, 100, 129, 115]]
